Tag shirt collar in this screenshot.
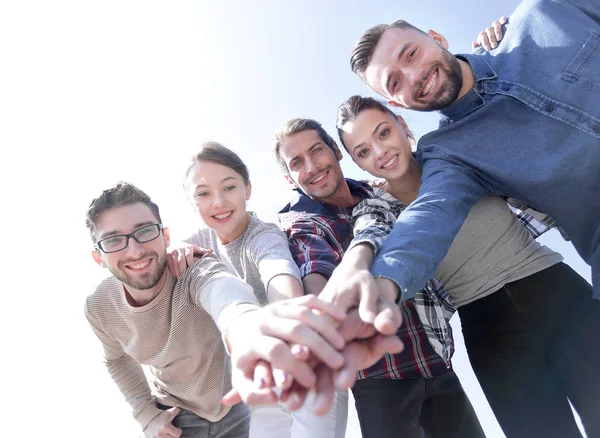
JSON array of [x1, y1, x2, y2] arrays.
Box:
[[279, 178, 372, 216], [438, 54, 497, 122]]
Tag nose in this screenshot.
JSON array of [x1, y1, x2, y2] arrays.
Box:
[[405, 67, 422, 88], [373, 143, 387, 160], [305, 157, 318, 174], [212, 192, 225, 208], [124, 236, 145, 258]]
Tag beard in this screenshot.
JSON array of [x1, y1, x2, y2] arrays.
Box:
[[111, 251, 168, 291], [303, 166, 345, 201], [413, 49, 463, 111]]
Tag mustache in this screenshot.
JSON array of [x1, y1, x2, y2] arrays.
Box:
[[118, 252, 157, 267]]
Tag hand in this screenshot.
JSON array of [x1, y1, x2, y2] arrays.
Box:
[[319, 244, 402, 335], [230, 310, 403, 416], [166, 243, 213, 278], [143, 407, 181, 438], [223, 295, 346, 407], [472, 16, 508, 51]]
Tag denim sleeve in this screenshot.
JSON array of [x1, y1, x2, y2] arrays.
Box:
[[370, 155, 490, 301]]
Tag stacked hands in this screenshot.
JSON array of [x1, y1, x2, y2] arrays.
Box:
[[167, 244, 404, 415]]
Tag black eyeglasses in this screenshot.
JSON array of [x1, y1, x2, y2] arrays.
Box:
[[96, 224, 164, 253]]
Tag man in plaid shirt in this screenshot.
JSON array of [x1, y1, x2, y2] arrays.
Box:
[[273, 117, 484, 438]]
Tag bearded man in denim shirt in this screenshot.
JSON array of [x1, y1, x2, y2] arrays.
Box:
[[345, 0, 600, 303]]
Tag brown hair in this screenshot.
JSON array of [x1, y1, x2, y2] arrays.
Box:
[[184, 141, 250, 190], [350, 20, 424, 81], [273, 118, 337, 176], [336, 95, 415, 151], [85, 182, 161, 243]]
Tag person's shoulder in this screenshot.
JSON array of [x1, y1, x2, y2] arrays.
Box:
[[185, 225, 215, 247], [178, 253, 235, 286], [246, 213, 285, 238]]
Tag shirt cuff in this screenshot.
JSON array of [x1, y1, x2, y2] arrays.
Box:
[[136, 401, 164, 431], [371, 257, 412, 302]]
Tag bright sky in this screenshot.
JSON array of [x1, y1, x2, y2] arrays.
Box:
[[1, 1, 591, 437]]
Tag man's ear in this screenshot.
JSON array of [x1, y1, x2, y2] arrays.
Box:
[[92, 249, 106, 268], [245, 179, 252, 201], [284, 175, 298, 189], [427, 29, 449, 50], [163, 227, 171, 247]]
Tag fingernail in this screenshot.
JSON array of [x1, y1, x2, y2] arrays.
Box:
[[291, 344, 304, 355], [258, 377, 266, 388]]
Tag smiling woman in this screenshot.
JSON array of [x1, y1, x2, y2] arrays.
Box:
[[178, 141, 345, 438]]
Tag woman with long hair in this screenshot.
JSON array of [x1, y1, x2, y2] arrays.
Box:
[[333, 95, 600, 438]]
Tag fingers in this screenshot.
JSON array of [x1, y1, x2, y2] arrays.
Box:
[[260, 315, 344, 370], [271, 303, 345, 351], [291, 344, 310, 361], [164, 424, 183, 438], [373, 297, 403, 336], [184, 245, 194, 268], [239, 335, 319, 389], [492, 20, 503, 42], [335, 334, 404, 391], [253, 360, 274, 388], [191, 244, 212, 257], [273, 368, 292, 390], [281, 381, 310, 411], [166, 407, 180, 421], [222, 388, 243, 406], [312, 364, 336, 415], [477, 30, 492, 51], [289, 295, 346, 322], [356, 279, 378, 325]]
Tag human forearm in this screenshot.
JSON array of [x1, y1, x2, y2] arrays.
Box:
[[267, 274, 304, 302], [302, 273, 328, 296], [372, 157, 488, 301]]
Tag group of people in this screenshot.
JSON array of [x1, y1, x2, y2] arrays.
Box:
[[84, 0, 600, 437]]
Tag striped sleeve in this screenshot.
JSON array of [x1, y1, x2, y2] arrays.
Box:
[[84, 298, 163, 430]]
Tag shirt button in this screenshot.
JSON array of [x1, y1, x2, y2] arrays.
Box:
[[501, 84, 510, 91], [487, 71, 494, 77], [593, 124, 600, 134], [544, 102, 555, 113]]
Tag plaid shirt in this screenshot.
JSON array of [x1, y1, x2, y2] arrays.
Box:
[[279, 179, 454, 379]]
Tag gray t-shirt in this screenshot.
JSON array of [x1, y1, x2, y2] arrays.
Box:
[[186, 213, 302, 306], [433, 195, 563, 308]]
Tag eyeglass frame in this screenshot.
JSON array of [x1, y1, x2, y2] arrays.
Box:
[[95, 223, 165, 254]]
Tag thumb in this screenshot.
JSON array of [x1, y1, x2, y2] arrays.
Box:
[[471, 41, 479, 50], [222, 389, 243, 406], [167, 407, 180, 421]]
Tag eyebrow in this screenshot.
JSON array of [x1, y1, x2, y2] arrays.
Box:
[[98, 221, 155, 239], [195, 175, 238, 189], [384, 44, 410, 93], [288, 141, 322, 164], [352, 122, 387, 155]]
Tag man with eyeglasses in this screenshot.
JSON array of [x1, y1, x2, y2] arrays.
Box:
[[84, 181, 361, 438]]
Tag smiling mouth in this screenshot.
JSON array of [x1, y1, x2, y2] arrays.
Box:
[[418, 68, 439, 99], [381, 155, 398, 170], [310, 171, 328, 185], [213, 211, 233, 220], [125, 259, 152, 271]]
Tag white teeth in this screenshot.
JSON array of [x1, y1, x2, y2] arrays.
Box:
[[129, 259, 151, 270], [382, 155, 398, 169], [214, 212, 232, 220], [421, 70, 438, 97], [311, 172, 327, 184]]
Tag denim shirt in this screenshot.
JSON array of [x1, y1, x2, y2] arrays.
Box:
[[371, 0, 600, 299]]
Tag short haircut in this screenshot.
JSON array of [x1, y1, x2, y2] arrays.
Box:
[[336, 95, 415, 150], [273, 118, 337, 176], [350, 20, 425, 81], [184, 142, 250, 191], [85, 182, 162, 243]]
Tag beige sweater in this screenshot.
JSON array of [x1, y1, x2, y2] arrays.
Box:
[[84, 254, 259, 430]]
